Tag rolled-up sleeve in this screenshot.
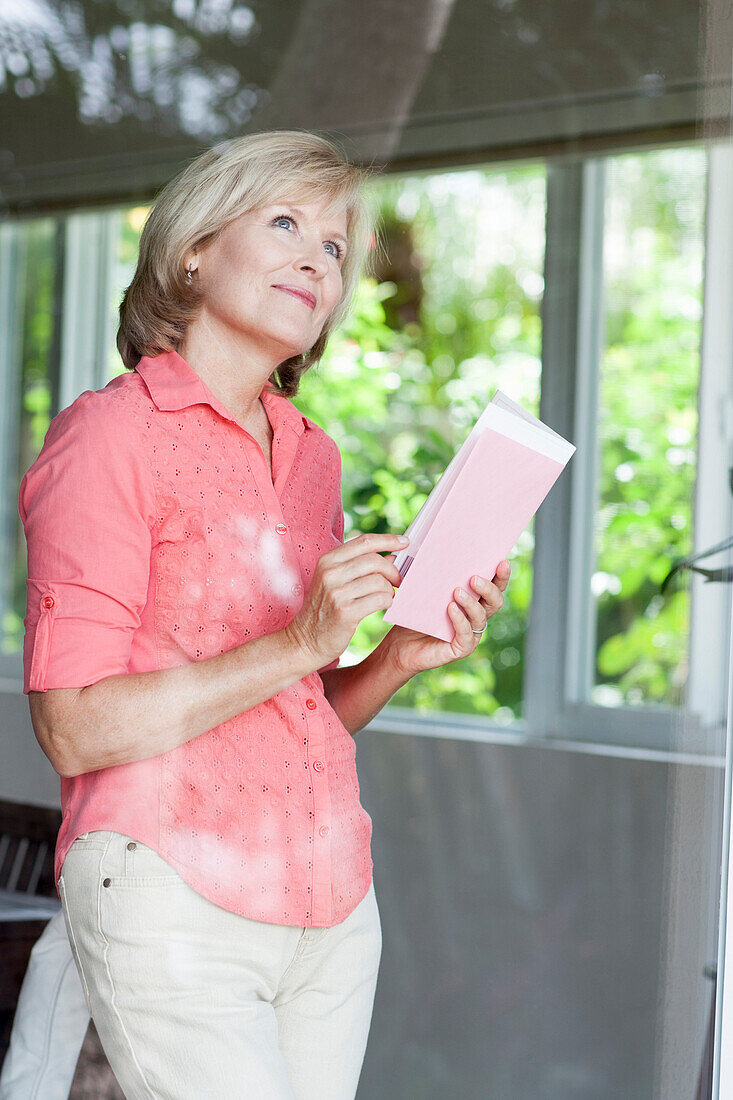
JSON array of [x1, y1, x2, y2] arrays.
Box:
[[18, 392, 156, 693]]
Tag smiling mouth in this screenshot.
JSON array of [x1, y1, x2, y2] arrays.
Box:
[[274, 285, 316, 310]]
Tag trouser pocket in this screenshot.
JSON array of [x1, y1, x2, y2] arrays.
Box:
[[107, 833, 184, 886]]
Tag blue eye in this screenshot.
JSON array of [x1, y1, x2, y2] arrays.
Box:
[[271, 213, 344, 260]]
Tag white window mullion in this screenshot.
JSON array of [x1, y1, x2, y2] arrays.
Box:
[[59, 209, 122, 408], [564, 157, 606, 706], [96, 208, 124, 388], [687, 140, 733, 755], [523, 158, 583, 739], [0, 222, 26, 684]]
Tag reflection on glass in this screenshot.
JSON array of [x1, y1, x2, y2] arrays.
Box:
[[1, 149, 727, 1100], [0, 2, 261, 137]]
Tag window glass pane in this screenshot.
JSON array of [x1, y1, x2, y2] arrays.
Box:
[[5, 207, 143, 666], [4, 218, 60, 662], [105, 205, 151, 382], [302, 163, 547, 723], [3, 154, 725, 1100], [592, 147, 706, 708], [96, 172, 546, 728]]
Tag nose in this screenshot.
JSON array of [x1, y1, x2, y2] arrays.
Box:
[[295, 235, 330, 279]]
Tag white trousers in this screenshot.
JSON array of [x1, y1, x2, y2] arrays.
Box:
[[57, 830, 381, 1099], [0, 907, 89, 1100]]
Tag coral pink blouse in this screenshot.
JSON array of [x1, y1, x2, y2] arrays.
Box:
[[19, 350, 373, 927]]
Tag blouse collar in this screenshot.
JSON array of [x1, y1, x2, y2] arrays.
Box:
[[134, 350, 308, 438]]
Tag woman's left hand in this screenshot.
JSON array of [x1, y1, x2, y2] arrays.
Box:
[[383, 559, 511, 677]]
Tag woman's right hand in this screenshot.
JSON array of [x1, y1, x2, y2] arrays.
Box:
[[284, 533, 409, 670]]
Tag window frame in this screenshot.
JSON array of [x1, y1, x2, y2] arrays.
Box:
[[524, 143, 732, 758]]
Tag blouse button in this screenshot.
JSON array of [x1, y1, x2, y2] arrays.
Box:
[[126, 842, 136, 851], [292, 583, 303, 595], [41, 595, 55, 610], [318, 825, 330, 838], [312, 760, 324, 772], [305, 698, 317, 710], [102, 878, 111, 888], [275, 523, 288, 535]]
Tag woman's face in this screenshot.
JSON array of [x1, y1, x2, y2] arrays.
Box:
[[189, 193, 348, 360]]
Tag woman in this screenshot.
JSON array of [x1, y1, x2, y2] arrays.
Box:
[[15, 130, 510, 1099]]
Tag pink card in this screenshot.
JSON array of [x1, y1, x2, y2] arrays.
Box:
[[383, 391, 576, 642]]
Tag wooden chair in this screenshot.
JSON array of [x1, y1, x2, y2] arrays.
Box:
[[0, 798, 62, 1055], [0, 799, 123, 1096]]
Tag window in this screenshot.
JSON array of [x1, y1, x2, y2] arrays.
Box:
[[1, 146, 725, 757], [303, 162, 547, 724], [580, 149, 705, 711], [534, 146, 727, 756], [0, 218, 61, 672]]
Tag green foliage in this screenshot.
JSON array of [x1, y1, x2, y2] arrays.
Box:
[[300, 150, 705, 717], [299, 164, 547, 720], [591, 148, 705, 707]]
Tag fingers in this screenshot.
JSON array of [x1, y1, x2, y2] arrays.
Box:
[[448, 596, 476, 636], [382, 553, 405, 586], [453, 586, 489, 632], [336, 539, 511, 605], [352, 551, 403, 588], [496, 560, 511, 590], [469, 578, 505, 611], [455, 561, 511, 638], [343, 533, 409, 556], [469, 560, 511, 597], [341, 533, 407, 587]]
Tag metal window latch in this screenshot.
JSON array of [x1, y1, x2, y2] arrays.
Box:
[[660, 534, 733, 594]]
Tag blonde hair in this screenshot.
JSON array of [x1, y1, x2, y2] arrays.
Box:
[[116, 130, 379, 397]]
